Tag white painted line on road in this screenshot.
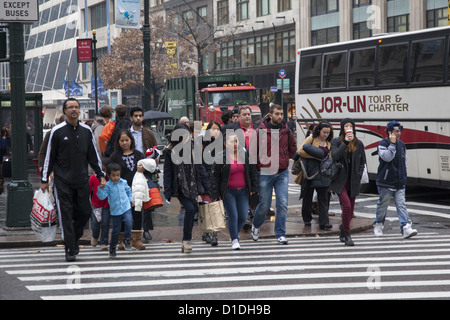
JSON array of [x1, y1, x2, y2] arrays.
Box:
[[39, 279, 450, 300], [26, 269, 450, 291], [17, 260, 450, 282]]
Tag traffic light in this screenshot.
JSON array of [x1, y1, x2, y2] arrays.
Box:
[[0, 31, 6, 59]]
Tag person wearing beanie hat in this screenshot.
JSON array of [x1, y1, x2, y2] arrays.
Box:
[[330, 118, 366, 246], [373, 121, 417, 239]]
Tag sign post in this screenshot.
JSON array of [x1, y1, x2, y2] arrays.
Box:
[[1, 1, 39, 228], [278, 69, 287, 122]]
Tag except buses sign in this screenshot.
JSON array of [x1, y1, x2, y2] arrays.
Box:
[[0, 0, 39, 22]]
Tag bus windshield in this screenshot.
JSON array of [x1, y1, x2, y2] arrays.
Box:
[[208, 90, 258, 106]]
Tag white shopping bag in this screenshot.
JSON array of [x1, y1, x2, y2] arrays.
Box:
[[30, 189, 57, 242]]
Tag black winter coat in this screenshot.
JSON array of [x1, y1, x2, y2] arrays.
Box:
[[210, 149, 259, 201], [301, 143, 331, 189], [163, 147, 210, 202], [330, 137, 366, 198]]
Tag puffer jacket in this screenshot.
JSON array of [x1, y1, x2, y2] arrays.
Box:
[[132, 158, 157, 211], [298, 136, 331, 188]]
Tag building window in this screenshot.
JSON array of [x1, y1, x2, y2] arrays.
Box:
[[237, 0, 249, 21], [182, 10, 194, 28], [426, 8, 448, 28], [387, 14, 409, 33], [90, 2, 107, 30], [278, 0, 291, 12], [257, 0, 270, 17], [353, 21, 372, 39], [311, 27, 339, 46], [311, 0, 338, 17], [197, 6, 207, 24], [217, 0, 229, 25], [352, 0, 371, 8], [215, 30, 295, 71]]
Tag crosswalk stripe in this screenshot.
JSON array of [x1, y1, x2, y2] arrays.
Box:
[[16, 260, 450, 282], [39, 279, 450, 300], [2, 233, 450, 300], [26, 269, 450, 292], [3, 237, 450, 270]]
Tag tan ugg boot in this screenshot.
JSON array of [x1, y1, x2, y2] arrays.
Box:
[[131, 230, 146, 250], [181, 241, 192, 253]]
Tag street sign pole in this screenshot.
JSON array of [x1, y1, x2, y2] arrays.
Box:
[[92, 30, 98, 115], [6, 22, 33, 228], [2, 0, 39, 228], [278, 69, 287, 122]]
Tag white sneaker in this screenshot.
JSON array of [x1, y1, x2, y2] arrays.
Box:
[[231, 239, 240, 250], [277, 236, 288, 245], [251, 225, 260, 241], [403, 223, 418, 239], [373, 223, 384, 237]]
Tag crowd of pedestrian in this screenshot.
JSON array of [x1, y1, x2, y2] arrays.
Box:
[[40, 98, 418, 262]]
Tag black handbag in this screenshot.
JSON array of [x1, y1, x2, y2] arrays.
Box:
[[320, 154, 343, 181]]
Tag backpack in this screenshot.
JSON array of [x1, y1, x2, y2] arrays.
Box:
[[104, 117, 132, 157]]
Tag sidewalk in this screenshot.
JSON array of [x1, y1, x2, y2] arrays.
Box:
[[0, 171, 373, 249]]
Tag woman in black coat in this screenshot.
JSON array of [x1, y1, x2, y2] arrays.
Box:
[[163, 123, 211, 253], [330, 118, 366, 246], [298, 121, 333, 230]]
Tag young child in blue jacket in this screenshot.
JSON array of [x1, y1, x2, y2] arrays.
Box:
[[98, 162, 134, 257]]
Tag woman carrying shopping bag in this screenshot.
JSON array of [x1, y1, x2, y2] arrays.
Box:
[[211, 132, 258, 250]]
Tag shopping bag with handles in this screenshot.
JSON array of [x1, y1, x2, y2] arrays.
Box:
[[198, 200, 226, 233], [30, 189, 57, 242]]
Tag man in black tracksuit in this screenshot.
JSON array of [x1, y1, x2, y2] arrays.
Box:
[[41, 98, 105, 262]]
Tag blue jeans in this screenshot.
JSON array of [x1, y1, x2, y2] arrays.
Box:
[[177, 193, 197, 241], [223, 188, 249, 241], [91, 206, 110, 245], [110, 209, 132, 248], [253, 169, 289, 237], [374, 186, 410, 232]]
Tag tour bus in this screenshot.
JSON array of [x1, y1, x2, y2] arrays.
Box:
[[295, 26, 450, 190]]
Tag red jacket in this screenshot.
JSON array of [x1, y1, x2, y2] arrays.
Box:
[[89, 175, 109, 208], [256, 119, 297, 174]]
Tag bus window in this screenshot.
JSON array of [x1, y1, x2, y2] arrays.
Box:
[[323, 52, 347, 89], [349, 47, 376, 87], [299, 54, 322, 91], [410, 39, 445, 83], [378, 43, 408, 85]]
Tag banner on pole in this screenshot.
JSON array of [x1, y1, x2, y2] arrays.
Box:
[[116, 0, 142, 29]]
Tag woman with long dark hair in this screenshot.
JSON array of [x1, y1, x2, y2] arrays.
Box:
[[163, 123, 211, 253], [298, 121, 334, 229], [330, 118, 366, 246]]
